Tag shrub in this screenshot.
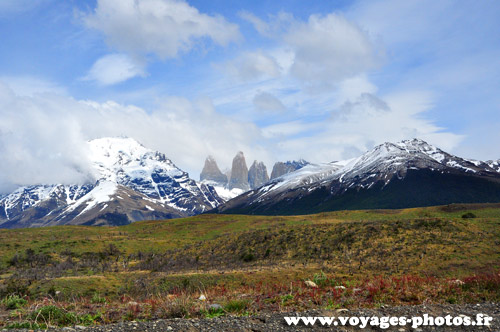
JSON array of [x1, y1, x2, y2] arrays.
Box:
[[30, 305, 77, 326], [313, 271, 328, 287], [2, 294, 28, 310], [91, 293, 107, 304], [224, 299, 249, 313], [161, 298, 192, 318], [203, 306, 225, 318], [462, 212, 476, 219], [101, 243, 122, 258], [78, 313, 103, 326], [0, 279, 31, 298], [281, 294, 294, 305], [7, 322, 46, 329], [240, 252, 255, 262]]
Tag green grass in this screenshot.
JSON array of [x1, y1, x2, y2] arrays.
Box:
[[0, 203, 499, 275], [223, 299, 250, 313], [1, 294, 27, 310], [0, 203, 499, 328], [1, 202, 498, 263]]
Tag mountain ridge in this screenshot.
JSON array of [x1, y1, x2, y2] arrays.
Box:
[[200, 153, 308, 200], [213, 139, 500, 215], [1, 137, 499, 227], [0, 137, 222, 228]]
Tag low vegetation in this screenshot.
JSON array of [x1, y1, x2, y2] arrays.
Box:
[[0, 203, 499, 328]]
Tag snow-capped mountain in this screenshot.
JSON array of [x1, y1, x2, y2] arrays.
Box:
[[487, 159, 500, 172], [200, 180, 246, 202], [214, 139, 500, 215], [199, 154, 246, 201], [0, 137, 222, 228], [270, 159, 309, 179], [199, 154, 307, 201], [199, 152, 268, 201]]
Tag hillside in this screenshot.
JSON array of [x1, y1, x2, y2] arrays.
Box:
[[0, 203, 499, 269], [1, 206, 499, 328]]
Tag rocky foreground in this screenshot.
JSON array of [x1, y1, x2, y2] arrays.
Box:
[[5, 303, 498, 332]]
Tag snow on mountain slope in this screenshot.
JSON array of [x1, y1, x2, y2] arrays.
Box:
[[89, 137, 182, 184], [0, 184, 93, 224], [63, 180, 117, 217], [215, 138, 500, 214], [0, 137, 223, 228], [85, 137, 222, 213], [282, 138, 496, 192], [254, 162, 343, 201], [326, 139, 483, 189], [487, 159, 500, 172], [200, 180, 245, 201]]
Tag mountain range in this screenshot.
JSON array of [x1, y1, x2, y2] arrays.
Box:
[[199, 152, 308, 200], [1, 137, 500, 228], [213, 139, 500, 215], [0, 137, 222, 228]]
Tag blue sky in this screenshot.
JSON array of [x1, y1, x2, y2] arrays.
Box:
[[0, 0, 499, 191]]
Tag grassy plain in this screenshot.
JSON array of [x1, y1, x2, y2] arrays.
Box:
[[0, 203, 499, 328]]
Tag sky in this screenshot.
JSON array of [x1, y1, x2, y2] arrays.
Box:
[[0, 0, 499, 193]]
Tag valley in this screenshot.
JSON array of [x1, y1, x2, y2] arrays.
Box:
[[0, 203, 498, 328]]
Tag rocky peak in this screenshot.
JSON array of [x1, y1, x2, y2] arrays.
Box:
[[248, 161, 269, 189], [228, 152, 249, 190], [223, 168, 232, 181], [270, 159, 309, 179], [200, 156, 228, 185]]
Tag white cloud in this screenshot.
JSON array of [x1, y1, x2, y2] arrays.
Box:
[[262, 121, 320, 139], [222, 10, 383, 102], [239, 11, 271, 36], [336, 75, 377, 103], [333, 93, 389, 121], [0, 77, 464, 194], [84, 0, 241, 59], [223, 51, 281, 81], [0, 76, 67, 97], [0, 82, 94, 193], [0, 79, 269, 193], [84, 54, 146, 85], [284, 13, 383, 87], [239, 11, 293, 38], [263, 91, 463, 164], [253, 91, 286, 112]]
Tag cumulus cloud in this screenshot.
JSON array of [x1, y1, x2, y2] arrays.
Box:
[[238, 11, 293, 38], [336, 75, 377, 103], [223, 51, 281, 81], [84, 0, 241, 59], [83, 54, 146, 85], [334, 93, 389, 121], [0, 82, 93, 193], [262, 91, 463, 164], [284, 13, 383, 87], [252, 92, 286, 112], [228, 11, 382, 89], [0, 79, 268, 193], [239, 11, 271, 36], [0, 76, 463, 194]]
